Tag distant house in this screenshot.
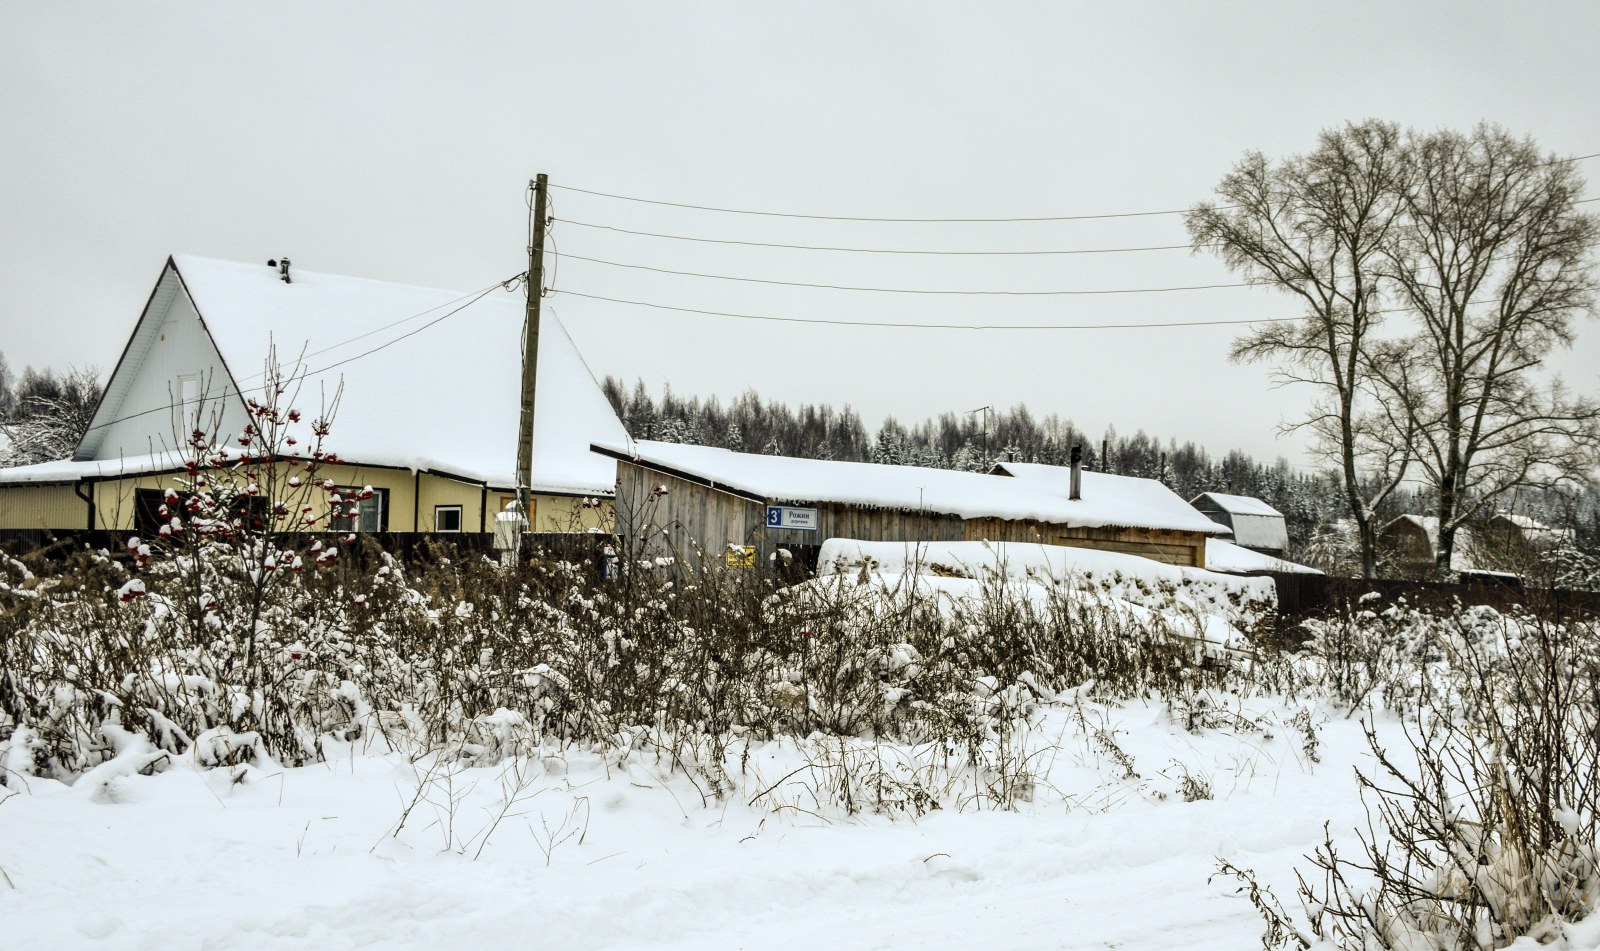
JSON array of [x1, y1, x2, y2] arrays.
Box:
[[1188, 492, 1290, 557], [595, 441, 1227, 569], [1379, 515, 1488, 577], [1483, 513, 1572, 552], [0, 255, 628, 543], [1381, 512, 1572, 579]]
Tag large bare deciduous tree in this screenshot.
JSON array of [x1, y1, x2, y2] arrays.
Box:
[[1187, 120, 1414, 577], [1381, 125, 1600, 574], [1194, 121, 1600, 577]]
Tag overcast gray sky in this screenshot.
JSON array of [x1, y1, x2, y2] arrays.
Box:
[[3, 1, 1597, 468]]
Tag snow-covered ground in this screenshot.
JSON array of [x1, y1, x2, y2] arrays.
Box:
[[4, 697, 1401, 950]]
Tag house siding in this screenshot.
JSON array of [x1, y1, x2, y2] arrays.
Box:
[[0, 484, 86, 531], [82, 276, 250, 464]]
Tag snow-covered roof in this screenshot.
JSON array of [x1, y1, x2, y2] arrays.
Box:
[[49, 255, 628, 495], [0, 450, 188, 485], [1190, 492, 1283, 518], [600, 441, 1227, 535], [1204, 539, 1322, 575], [1387, 513, 1441, 546], [988, 462, 1226, 534], [1382, 514, 1487, 573]]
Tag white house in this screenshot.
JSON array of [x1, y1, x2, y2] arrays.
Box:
[[0, 255, 628, 538]]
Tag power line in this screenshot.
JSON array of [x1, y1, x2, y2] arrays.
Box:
[[305, 282, 511, 376], [551, 182, 1204, 223], [559, 218, 1194, 256], [555, 288, 1304, 330], [82, 278, 520, 437], [551, 151, 1600, 224], [558, 251, 1251, 297]]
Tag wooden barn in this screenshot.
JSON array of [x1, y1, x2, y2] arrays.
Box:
[[0, 255, 628, 546], [595, 441, 1228, 571], [1188, 492, 1290, 556]]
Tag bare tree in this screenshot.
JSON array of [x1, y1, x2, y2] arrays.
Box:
[[1187, 120, 1414, 577], [0, 366, 102, 466], [1381, 125, 1600, 574], [0, 350, 15, 420]]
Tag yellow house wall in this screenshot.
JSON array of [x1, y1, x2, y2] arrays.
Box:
[[93, 471, 179, 532], [485, 488, 614, 534], [0, 484, 88, 530], [417, 474, 486, 532], [87, 463, 420, 532], [3, 466, 615, 536], [309, 464, 418, 532]]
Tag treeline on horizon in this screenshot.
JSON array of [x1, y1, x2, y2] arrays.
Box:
[[602, 376, 1600, 565]]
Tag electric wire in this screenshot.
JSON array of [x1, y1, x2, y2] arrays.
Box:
[[550, 151, 1600, 224], [557, 251, 1251, 296], [551, 182, 1203, 223], [82, 279, 519, 437], [554, 288, 1311, 330], [559, 218, 1194, 256]]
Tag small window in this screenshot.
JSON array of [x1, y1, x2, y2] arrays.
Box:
[[330, 486, 387, 533], [177, 373, 203, 428], [434, 505, 463, 533]]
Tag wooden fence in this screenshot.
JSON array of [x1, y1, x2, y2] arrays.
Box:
[[1261, 570, 1600, 628]]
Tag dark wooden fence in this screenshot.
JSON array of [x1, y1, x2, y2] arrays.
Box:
[[1261, 570, 1600, 629]]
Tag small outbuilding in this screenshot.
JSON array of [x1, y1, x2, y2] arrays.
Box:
[[1188, 492, 1290, 556], [595, 441, 1227, 570]]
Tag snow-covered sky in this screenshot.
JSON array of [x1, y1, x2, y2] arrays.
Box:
[[3, 2, 1597, 468]]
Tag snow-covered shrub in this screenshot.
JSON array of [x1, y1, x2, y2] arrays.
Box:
[[1298, 610, 1600, 949]]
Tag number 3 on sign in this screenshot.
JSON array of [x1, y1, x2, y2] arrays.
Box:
[[766, 506, 782, 527]]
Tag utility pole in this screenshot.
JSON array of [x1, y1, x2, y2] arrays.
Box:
[[515, 173, 549, 562], [967, 405, 992, 466]]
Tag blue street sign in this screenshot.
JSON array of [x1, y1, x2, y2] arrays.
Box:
[[765, 505, 819, 532]]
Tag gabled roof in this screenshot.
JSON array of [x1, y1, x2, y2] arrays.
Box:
[[1190, 491, 1283, 518], [598, 441, 1227, 535], [1382, 514, 1487, 572], [59, 255, 628, 495]]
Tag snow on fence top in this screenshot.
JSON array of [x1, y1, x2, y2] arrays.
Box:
[[1204, 538, 1322, 575], [814, 538, 1277, 640], [601, 440, 1228, 536], [5, 255, 629, 495]]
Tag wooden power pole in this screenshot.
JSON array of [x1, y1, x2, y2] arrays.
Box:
[[515, 173, 549, 559]]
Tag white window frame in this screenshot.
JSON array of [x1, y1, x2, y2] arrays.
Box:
[[177, 373, 203, 430], [434, 504, 464, 533]]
